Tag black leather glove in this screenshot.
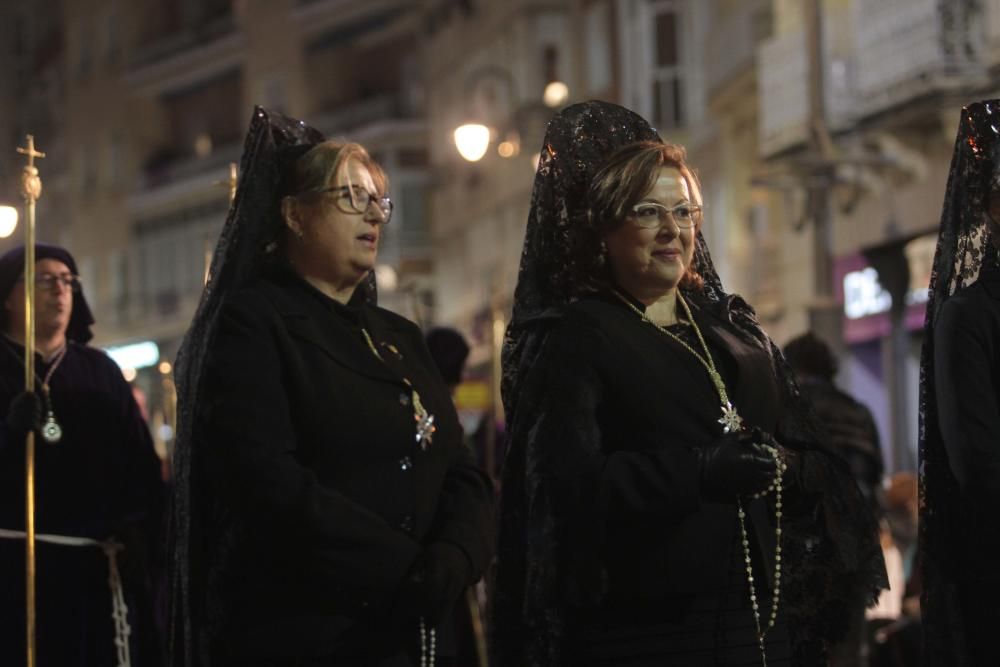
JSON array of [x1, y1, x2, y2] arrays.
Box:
[[394, 542, 472, 625], [6, 391, 42, 438], [697, 431, 778, 502]]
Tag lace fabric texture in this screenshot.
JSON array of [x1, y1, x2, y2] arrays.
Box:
[[493, 100, 887, 666], [918, 100, 1000, 665], [166, 107, 377, 667]]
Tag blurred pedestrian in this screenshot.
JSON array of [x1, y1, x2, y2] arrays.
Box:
[[425, 327, 470, 395], [784, 331, 885, 666], [919, 99, 1000, 666], [0, 243, 165, 667], [784, 331, 884, 507]]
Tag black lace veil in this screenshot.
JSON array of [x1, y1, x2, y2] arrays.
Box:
[[167, 107, 376, 666], [493, 100, 886, 665], [918, 99, 1000, 664]]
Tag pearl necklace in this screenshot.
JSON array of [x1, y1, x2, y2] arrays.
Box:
[[613, 290, 784, 667]]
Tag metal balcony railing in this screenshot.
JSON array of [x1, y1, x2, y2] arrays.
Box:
[[853, 0, 984, 114]]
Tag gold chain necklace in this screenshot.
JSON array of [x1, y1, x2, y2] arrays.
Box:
[[361, 328, 436, 449], [612, 290, 784, 667], [613, 291, 742, 432]]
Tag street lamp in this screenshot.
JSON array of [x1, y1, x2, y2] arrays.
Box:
[[543, 80, 570, 108], [0, 205, 18, 238], [454, 124, 491, 162], [452, 61, 565, 163]]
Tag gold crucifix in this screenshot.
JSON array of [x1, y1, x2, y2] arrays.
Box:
[[17, 135, 46, 203]]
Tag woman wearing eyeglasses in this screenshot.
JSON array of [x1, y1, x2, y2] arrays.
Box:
[[494, 111, 886, 667], [168, 108, 493, 667]]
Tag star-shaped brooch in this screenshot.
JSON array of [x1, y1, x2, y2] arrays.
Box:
[[718, 402, 743, 434]]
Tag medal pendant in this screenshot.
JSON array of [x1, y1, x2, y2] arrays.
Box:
[[718, 402, 743, 434], [42, 415, 62, 443], [415, 413, 436, 451]]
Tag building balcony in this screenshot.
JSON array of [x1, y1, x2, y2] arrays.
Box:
[[125, 17, 243, 97], [853, 0, 985, 116], [757, 6, 854, 157], [310, 92, 424, 144]]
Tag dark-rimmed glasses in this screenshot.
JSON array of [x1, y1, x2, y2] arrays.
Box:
[[315, 185, 393, 224], [629, 201, 702, 229], [20, 273, 82, 293]]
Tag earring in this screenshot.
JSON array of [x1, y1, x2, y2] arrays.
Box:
[[596, 240, 608, 268]]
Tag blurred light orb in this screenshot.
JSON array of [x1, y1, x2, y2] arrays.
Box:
[[194, 133, 213, 158], [454, 124, 490, 162], [375, 264, 399, 292], [159, 361, 172, 375], [497, 141, 516, 158], [543, 81, 570, 108], [122, 367, 137, 382], [0, 206, 18, 238]]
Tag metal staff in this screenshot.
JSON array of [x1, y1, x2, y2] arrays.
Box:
[[17, 134, 45, 667]]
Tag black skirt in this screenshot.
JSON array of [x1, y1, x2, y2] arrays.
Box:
[[566, 528, 792, 667]]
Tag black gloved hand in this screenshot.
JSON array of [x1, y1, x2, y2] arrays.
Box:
[[394, 542, 472, 625], [6, 391, 42, 438], [697, 431, 778, 502]]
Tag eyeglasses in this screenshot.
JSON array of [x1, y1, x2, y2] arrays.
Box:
[[29, 273, 82, 293], [316, 185, 393, 224], [629, 201, 703, 229]]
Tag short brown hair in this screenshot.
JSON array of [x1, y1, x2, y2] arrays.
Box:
[[289, 140, 388, 197], [575, 140, 704, 293]]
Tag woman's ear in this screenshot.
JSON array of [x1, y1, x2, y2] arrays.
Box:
[[281, 196, 304, 238]]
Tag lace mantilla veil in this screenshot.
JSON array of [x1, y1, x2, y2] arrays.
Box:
[[166, 107, 376, 667], [918, 99, 1000, 665], [493, 100, 887, 666]]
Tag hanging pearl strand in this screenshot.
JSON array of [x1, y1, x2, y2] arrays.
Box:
[[419, 617, 436, 667]]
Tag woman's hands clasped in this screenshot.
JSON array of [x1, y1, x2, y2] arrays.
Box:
[[697, 430, 778, 502]]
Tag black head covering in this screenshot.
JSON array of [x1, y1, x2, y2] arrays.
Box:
[[918, 99, 1000, 664], [0, 243, 95, 343], [493, 100, 886, 665], [167, 107, 378, 667]]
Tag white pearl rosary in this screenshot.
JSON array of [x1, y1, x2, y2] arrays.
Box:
[[737, 444, 786, 667], [419, 617, 436, 667]]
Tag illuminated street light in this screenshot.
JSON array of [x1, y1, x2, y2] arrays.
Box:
[[454, 124, 491, 162], [0, 206, 18, 238], [543, 80, 570, 108]]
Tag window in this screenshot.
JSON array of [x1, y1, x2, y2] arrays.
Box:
[[104, 12, 121, 64], [76, 23, 93, 77], [584, 1, 613, 94], [650, 2, 685, 130], [618, 0, 690, 132]]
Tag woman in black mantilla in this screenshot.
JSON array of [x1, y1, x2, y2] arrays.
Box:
[[492, 102, 886, 666], [919, 99, 1000, 666], [167, 108, 494, 667]]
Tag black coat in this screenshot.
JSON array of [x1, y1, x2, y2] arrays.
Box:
[[494, 292, 835, 665], [194, 268, 494, 664], [0, 340, 164, 667], [933, 266, 1000, 576]]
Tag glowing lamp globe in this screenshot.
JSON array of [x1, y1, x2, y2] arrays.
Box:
[[454, 124, 491, 162], [0, 206, 17, 238]]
